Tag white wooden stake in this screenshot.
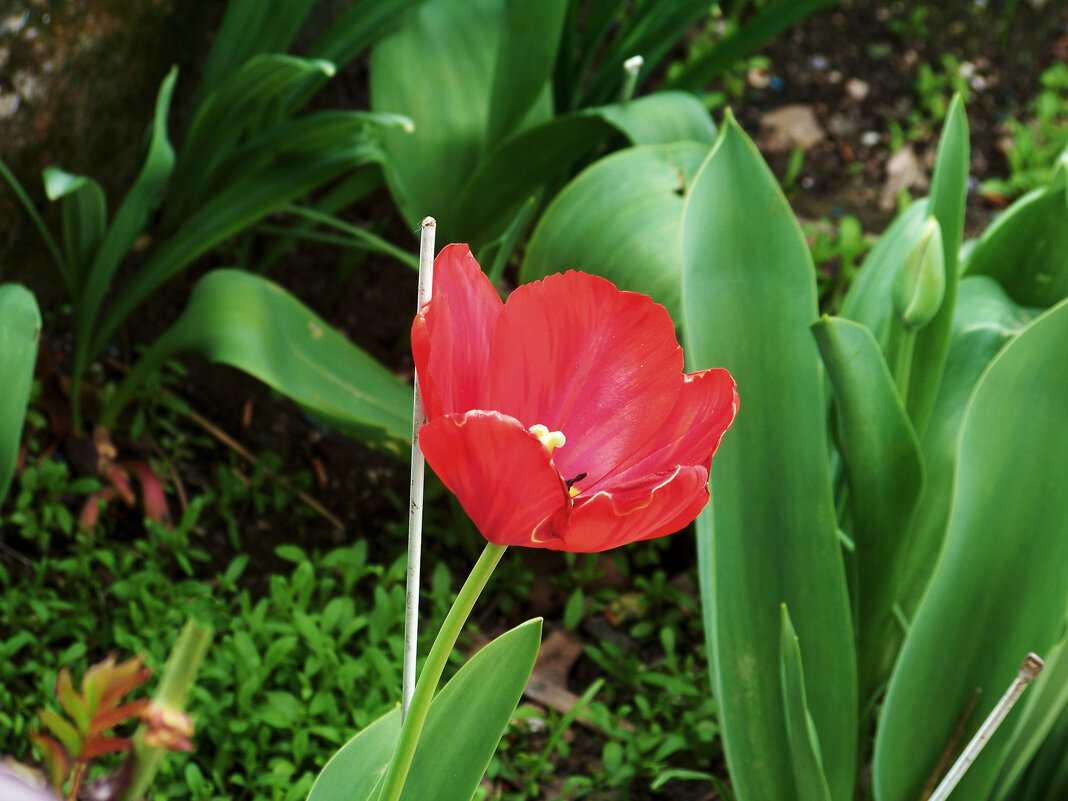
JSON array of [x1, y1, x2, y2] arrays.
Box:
[[621, 55, 643, 103], [928, 653, 1044, 801], [402, 216, 436, 721]]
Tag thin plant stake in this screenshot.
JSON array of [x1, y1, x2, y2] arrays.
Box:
[[621, 55, 643, 103], [402, 216, 436, 721], [928, 653, 1044, 801]]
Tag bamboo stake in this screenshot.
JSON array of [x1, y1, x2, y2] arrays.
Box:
[[402, 217, 436, 720], [928, 653, 1044, 801]]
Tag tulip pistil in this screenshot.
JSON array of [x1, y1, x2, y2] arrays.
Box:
[[529, 424, 566, 455]]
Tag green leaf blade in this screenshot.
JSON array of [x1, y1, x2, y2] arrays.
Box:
[[104, 270, 412, 457], [873, 298, 1068, 801], [0, 284, 41, 504], [780, 606, 833, 801], [681, 112, 856, 801], [398, 618, 542, 801], [485, 0, 568, 146], [811, 316, 923, 700], [963, 154, 1068, 309], [523, 142, 710, 320]]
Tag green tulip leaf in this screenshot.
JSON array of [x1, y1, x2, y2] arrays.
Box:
[[682, 110, 855, 801], [780, 605, 833, 801], [522, 142, 711, 319], [90, 137, 382, 362], [897, 277, 1034, 616], [486, 0, 568, 147], [454, 94, 714, 248], [811, 315, 923, 702], [594, 92, 717, 147], [307, 618, 542, 801], [992, 624, 1068, 801], [307, 707, 399, 801], [873, 297, 1068, 801], [306, 0, 431, 69], [0, 285, 41, 505], [371, 0, 518, 229], [76, 67, 177, 370], [963, 153, 1068, 309], [101, 270, 412, 457], [398, 618, 541, 801], [42, 166, 106, 293], [196, 0, 318, 104], [450, 113, 611, 245], [171, 55, 337, 217]]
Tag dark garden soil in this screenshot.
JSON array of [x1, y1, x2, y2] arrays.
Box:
[[2, 1, 1067, 798]]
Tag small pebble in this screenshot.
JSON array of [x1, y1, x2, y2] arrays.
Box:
[[810, 55, 829, 71], [846, 78, 870, 101], [828, 70, 843, 84], [860, 131, 882, 147], [801, 176, 815, 189]]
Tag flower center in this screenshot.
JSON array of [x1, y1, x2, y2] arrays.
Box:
[[530, 425, 584, 497], [528, 424, 566, 455]]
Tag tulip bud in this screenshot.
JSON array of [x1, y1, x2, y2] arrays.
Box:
[[893, 217, 945, 331]]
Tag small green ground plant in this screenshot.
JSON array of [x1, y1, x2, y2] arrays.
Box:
[[981, 62, 1068, 200]]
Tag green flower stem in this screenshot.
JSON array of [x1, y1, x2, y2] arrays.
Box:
[[891, 326, 917, 402], [121, 619, 213, 801], [379, 542, 507, 801]]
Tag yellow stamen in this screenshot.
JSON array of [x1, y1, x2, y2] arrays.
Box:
[[569, 485, 581, 498], [529, 424, 566, 455]]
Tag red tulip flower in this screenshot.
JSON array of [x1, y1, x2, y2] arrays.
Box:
[[412, 245, 738, 553]]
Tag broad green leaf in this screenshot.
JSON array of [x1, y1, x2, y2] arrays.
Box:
[[522, 142, 710, 320], [811, 316, 923, 702], [486, 0, 568, 147], [840, 199, 931, 347], [897, 277, 1033, 616], [42, 167, 106, 292], [307, 0, 431, 68], [906, 94, 969, 435], [308, 619, 542, 801], [963, 153, 1068, 309], [196, 0, 318, 104], [593, 91, 717, 147], [101, 270, 411, 457], [454, 95, 714, 247], [450, 113, 611, 245], [194, 111, 407, 206], [398, 618, 541, 801], [169, 55, 337, 218], [90, 139, 378, 362], [307, 707, 400, 801], [780, 606, 833, 801], [873, 298, 1068, 801], [1001, 703, 1068, 801], [0, 284, 41, 504], [992, 624, 1068, 801], [75, 67, 176, 379], [682, 111, 855, 801], [370, 0, 512, 228]]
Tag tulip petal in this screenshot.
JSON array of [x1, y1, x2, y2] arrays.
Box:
[[553, 465, 710, 552], [412, 244, 503, 419], [489, 271, 684, 487], [589, 367, 739, 491], [420, 410, 570, 547]]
